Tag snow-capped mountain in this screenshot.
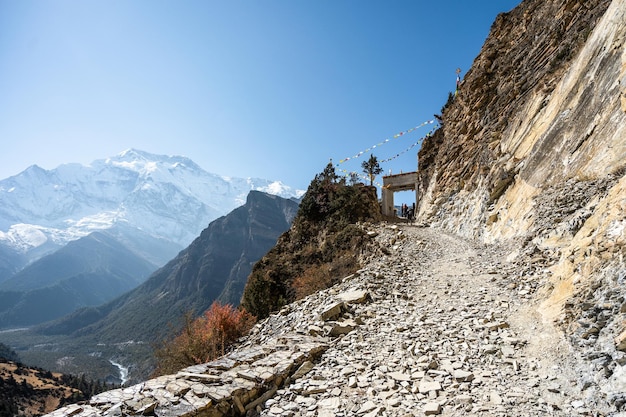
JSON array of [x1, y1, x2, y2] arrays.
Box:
[[0, 149, 304, 263]]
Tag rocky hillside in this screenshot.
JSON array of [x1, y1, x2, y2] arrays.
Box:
[[0, 359, 110, 417], [417, 0, 617, 235], [241, 165, 382, 319]]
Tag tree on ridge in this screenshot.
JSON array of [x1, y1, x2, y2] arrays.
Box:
[[361, 154, 383, 187]]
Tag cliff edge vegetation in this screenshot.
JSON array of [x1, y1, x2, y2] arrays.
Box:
[[241, 163, 382, 319]]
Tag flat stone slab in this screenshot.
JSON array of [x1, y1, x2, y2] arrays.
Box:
[[453, 369, 474, 382], [337, 290, 370, 304], [419, 380, 442, 394], [319, 301, 344, 321], [388, 371, 412, 382], [424, 402, 442, 415]]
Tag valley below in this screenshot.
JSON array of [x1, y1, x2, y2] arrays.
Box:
[[0, 329, 153, 386], [0, 190, 302, 388]]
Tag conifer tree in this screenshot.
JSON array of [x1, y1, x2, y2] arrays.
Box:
[[361, 154, 383, 186]]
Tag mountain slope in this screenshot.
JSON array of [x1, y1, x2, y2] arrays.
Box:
[[0, 232, 157, 328], [241, 171, 382, 319], [0, 232, 156, 291], [0, 232, 154, 292], [34, 0, 626, 414], [0, 245, 26, 285], [0, 359, 111, 417], [38, 191, 299, 347]]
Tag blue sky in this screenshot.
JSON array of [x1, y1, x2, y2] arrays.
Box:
[[0, 1, 520, 192]]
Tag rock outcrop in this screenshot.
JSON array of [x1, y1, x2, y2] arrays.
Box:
[[241, 175, 381, 320], [417, 0, 620, 238]]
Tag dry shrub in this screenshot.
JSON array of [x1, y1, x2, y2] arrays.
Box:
[[291, 252, 358, 299], [153, 302, 255, 376], [292, 264, 333, 299]]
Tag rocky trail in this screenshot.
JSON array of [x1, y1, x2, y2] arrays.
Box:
[[250, 224, 589, 417], [46, 224, 612, 417]]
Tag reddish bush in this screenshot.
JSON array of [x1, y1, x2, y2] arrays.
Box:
[[153, 303, 255, 375]]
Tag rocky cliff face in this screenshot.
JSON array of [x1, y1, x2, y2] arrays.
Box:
[[417, 0, 626, 410], [417, 0, 618, 236]]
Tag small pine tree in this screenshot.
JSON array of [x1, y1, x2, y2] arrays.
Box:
[[361, 155, 383, 186]]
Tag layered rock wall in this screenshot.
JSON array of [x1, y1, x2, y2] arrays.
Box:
[[416, 0, 626, 408], [417, 0, 625, 316], [416, 0, 619, 238]]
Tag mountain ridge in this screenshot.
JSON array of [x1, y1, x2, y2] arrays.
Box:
[[27, 190, 299, 383], [0, 148, 302, 340], [0, 149, 303, 268], [0, 231, 158, 329], [0, 231, 154, 292]]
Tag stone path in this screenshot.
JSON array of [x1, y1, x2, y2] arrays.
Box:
[[45, 224, 596, 417], [247, 225, 593, 416], [246, 226, 571, 417]]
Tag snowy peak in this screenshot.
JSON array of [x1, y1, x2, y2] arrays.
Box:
[[0, 150, 304, 262], [104, 149, 203, 175]]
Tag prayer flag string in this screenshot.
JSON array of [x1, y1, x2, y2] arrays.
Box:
[[333, 69, 459, 175], [335, 120, 435, 166], [379, 127, 436, 163]]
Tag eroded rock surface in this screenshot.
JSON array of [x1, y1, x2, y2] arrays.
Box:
[[413, 0, 626, 413]]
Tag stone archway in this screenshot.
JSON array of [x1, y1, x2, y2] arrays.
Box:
[[381, 172, 418, 217]]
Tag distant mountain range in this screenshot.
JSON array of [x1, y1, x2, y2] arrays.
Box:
[[40, 190, 299, 341], [26, 190, 299, 382], [0, 148, 302, 265], [0, 149, 303, 329]]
